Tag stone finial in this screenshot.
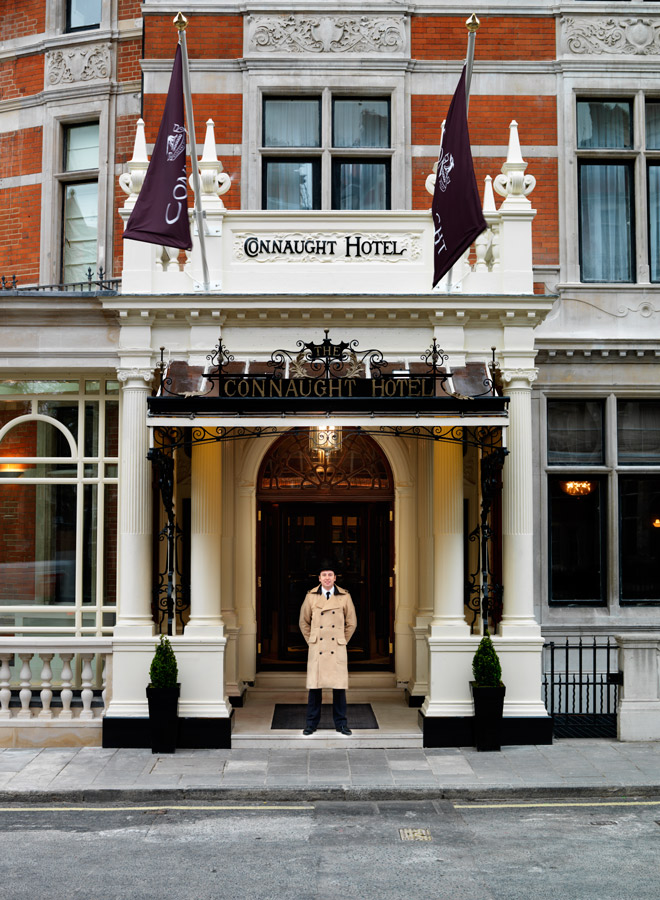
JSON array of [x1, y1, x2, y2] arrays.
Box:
[[493, 120, 536, 206], [482, 174, 496, 213], [192, 119, 232, 210], [118, 118, 149, 205]]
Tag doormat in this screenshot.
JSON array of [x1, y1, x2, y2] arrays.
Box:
[[271, 703, 378, 730]]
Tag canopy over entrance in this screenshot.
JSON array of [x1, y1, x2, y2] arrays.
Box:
[[146, 331, 508, 434]]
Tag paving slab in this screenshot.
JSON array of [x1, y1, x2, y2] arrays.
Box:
[[0, 739, 658, 801]]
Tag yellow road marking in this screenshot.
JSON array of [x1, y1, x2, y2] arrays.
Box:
[[0, 805, 313, 812], [454, 800, 660, 809]]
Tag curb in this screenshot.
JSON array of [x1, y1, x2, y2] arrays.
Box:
[[0, 784, 658, 804]]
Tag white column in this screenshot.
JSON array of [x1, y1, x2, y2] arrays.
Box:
[[422, 434, 473, 720], [430, 435, 469, 636], [186, 438, 224, 636], [500, 368, 541, 637], [114, 369, 154, 636]]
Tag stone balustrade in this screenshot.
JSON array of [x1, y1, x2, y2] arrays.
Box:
[[0, 639, 112, 723]]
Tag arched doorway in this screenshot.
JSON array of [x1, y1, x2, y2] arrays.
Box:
[[257, 428, 394, 671]]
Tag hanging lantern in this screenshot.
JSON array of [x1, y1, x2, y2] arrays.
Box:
[[309, 425, 342, 455], [559, 480, 594, 497], [652, 517, 660, 529]]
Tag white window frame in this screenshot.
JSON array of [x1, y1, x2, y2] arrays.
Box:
[[244, 74, 406, 210]]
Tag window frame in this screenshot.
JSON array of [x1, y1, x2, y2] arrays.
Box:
[[573, 91, 660, 284], [65, 0, 102, 33], [256, 86, 397, 211], [544, 392, 660, 608]]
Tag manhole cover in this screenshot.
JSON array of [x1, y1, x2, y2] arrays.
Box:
[[399, 828, 432, 841]]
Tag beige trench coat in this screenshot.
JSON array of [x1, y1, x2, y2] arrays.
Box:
[[299, 585, 357, 690]]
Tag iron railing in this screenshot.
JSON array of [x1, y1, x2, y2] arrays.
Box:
[[543, 637, 620, 737], [1, 269, 120, 294]]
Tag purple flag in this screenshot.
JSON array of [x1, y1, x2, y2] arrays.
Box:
[[432, 66, 486, 287], [123, 44, 192, 250]]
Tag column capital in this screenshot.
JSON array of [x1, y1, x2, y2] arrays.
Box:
[[116, 367, 154, 387], [501, 367, 538, 389]]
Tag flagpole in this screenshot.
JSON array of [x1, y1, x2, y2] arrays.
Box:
[[464, 13, 480, 113], [174, 12, 211, 291], [443, 13, 480, 293]]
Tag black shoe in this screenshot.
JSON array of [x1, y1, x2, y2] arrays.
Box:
[[336, 725, 352, 736], [302, 726, 316, 735]]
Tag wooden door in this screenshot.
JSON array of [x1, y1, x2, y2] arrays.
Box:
[[258, 501, 393, 669]]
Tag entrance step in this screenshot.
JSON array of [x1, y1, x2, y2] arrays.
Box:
[[232, 693, 423, 749], [232, 732, 423, 749], [249, 671, 403, 703]]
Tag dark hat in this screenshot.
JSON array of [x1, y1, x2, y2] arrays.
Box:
[[318, 558, 337, 574]]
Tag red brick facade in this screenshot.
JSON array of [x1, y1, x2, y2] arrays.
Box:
[[0, 185, 42, 282], [4, 0, 45, 40], [411, 16, 556, 60], [143, 14, 244, 59]]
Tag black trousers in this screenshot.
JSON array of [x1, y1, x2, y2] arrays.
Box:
[[305, 688, 347, 729]]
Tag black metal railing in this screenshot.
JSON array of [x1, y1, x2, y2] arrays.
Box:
[[1, 269, 120, 294], [543, 637, 620, 738]]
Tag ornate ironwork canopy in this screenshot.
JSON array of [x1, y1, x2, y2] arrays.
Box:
[[147, 332, 507, 420]]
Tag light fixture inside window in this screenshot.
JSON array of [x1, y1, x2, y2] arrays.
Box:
[[309, 425, 342, 455], [559, 480, 594, 497], [0, 463, 27, 478], [653, 517, 660, 529]]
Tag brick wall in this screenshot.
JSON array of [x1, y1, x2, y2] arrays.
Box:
[[411, 15, 556, 60], [144, 14, 243, 59], [0, 127, 42, 178], [412, 96, 557, 146], [0, 55, 44, 101], [117, 38, 142, 83], [119, 0, 142, 19], [5, 0, 45, 40], [0, 184, 42, 282], [142, 93, 242, 145]]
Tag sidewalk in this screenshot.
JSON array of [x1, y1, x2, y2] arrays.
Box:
[[0, 739, 659, 802]]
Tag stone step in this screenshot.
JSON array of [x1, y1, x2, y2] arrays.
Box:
[[232, 732, 423, 749]]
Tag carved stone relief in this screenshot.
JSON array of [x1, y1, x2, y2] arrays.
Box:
[[562, 16, 660, 55], [247, 14, 406, 55], [46, 43, 111, 86]]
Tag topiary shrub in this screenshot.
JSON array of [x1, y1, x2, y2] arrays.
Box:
[[149, 634, 178, 688], [472, 631, 502, 687]]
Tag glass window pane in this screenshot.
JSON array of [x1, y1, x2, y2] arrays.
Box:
[[263, 98, 320, 148], [264, 159, 319, 210], [333, 160, 389, 210], [620, 476, 660, 601], [547, 400, 604, 465], [650, 164, 660, 283], [577, 100, 632, 149], [83, 484, 97, 605], [617, 400, 660, 464], [84, 402, 99, 457], [68, 0, 102, 31], [65, 123, 99, 171], [85, 381, 100, 395], [0, 400, 31, 429], [579, 163, 633, 282], [0, 381, 78, 395], [549, 476, 605, 604], [103, 484, 117, 606], [0, 484, 77, 605], [0, 419, 75, 459], [333, 99, 390, 148], [38, 401, 79, 443], [104, 401, 119, 457], [646, 101, 660, 150], [105, 381, 119, 395], [63, 181, 98, 282]]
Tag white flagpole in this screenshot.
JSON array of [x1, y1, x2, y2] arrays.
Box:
[[174, 12, 210, 291]]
